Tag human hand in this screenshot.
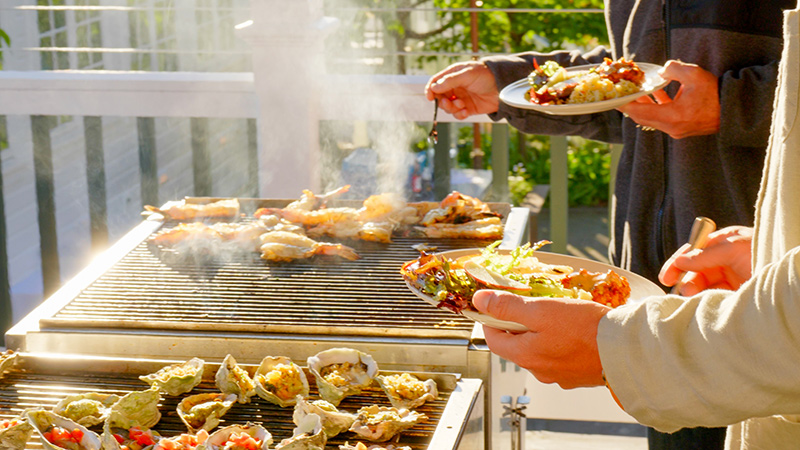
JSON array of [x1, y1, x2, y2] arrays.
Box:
[[425, 61, 500, 120], [472, 290, 610, 389], [616, 60, 720, 139], [659, 226, 754, 296]]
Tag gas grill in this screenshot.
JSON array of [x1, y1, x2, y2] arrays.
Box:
[[0, 353, 483, 450], [6, 197, 535, 449]]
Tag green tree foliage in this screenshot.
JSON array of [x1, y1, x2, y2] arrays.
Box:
[[0, 28, 10, 70]]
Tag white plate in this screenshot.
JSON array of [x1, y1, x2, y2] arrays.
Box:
[[499, 62, 669, 115], [404, 249, 665, 332]]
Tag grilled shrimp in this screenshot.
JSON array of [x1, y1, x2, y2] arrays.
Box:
[[144, 199, 240, 221], [416, 217, 503, 239], [253, 186, 359, 226], [259, 231, 360, 262], [420, 192, 499, 226], [307, 220, 394, 243]]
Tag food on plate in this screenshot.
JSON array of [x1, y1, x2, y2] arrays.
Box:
[[25, 409, 102, 450], [339, 443, 412, 450], [177, 393, 237, 433], [274, 413, 326, 450], [52, 392, 120, 427], [307, 348, 379, 406], [259, 230, 360, 262], [375, 373, 438, 410], [105, 388, 162, 431], [199, 423, 272, 450], [401, 241, 631, 315], [139, 358, 204, 396], [215, 354, 256, 404], [292, 396, 356, 439], [0, 415, 34, 450], [144, 199, 240, 221], [152, 430, 209, 450], [253, 356, 310, 407], [101, 424, 161, 450], [348, 405, 427, 442], [527, 57, 645, 105]]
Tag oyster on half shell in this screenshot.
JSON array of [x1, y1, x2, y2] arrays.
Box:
[[215, 354, 256, 404], [139, 358, 204, 396], [25, 409, 102, 450], [307, 348, 378, 406], [105, 387, 162, 430], [0, 414, 34, 450], [52, 392, 120, 427], [253, 356, 309, 407], [0, 349, 18, 378], [292, 396, 355, 438], [375, 373, 438, 410], [275, 413, 326, 450], [101, 422, 161, 450], [177, 393, 237, 433], [348, 405, 427, 442], [197, 423, 272, 450]]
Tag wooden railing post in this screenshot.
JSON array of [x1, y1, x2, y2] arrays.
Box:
[[489, 123, 510, 202], [191, 117, 212, 197], [137, 117, 159, 207], [0, 137, 10, 347], [549, 136, 569, 254], [31, 115, 61, 297], [247, 119, 259, 197], [84, 116, 108, 252]]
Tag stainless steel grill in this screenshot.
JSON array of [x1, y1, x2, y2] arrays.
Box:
[[0, 353, 483, 450]]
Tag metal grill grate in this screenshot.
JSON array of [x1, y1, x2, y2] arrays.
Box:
[[43, 232, 498, 338], [0, 366, 454, 450]]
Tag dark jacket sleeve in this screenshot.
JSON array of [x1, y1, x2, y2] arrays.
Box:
[[718, 61, 780, 149], [481, 47, 625, 144]]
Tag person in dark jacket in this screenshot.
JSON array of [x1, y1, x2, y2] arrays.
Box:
[[424, 1, 794, 448]]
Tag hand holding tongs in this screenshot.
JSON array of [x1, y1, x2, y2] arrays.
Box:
[[428, 98, 440, 145], [670, 216, 717, 294]]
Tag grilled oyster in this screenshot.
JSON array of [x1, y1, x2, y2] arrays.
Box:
[[375, 373, 438, 409], [52, 392, 120, 427], [292, 396, 355, 438], [25, 409, 102, 450], [275, 413, 326, 450], [197, 423, 272, 450], [106, 387, 162, 430], [101, 423, 161, 450], [307, 348, 378, 406], [254, 356, 309, 407], [215, 354, 256, 404], [139, 358, 204, 396], [177, 393, 237, 433], [339, 443, 412, 450], [151, 430, 209, 450], [0, 414, 34, 450], [0, 349, 18, 378], [349, 405, 427, 442]]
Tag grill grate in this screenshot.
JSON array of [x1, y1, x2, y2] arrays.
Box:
[[0, 367, 452, 450], [43, 230, 498, 338]]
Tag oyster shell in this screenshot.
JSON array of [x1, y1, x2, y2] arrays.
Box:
[[25, 409, 102, 450], [306, 348, 378, 406], [0, 414, 34, 450], [339, 443, 412, 450], [101, 423, 161, 450], [375, 373, 438, 409], [348, 405, 427, 442], [52, 392, 120, 427], [215, 354, 256, 404], [254, 356, 309, 407], [140, 358, 204, 396], [151, 430, 210, 450], [275, 413, 326, 450], [292, 396, 355, 438], [0, 349, 18, 378], [106, 387, 162, 430], [177, 393, 237, 433], [198, 423, 272, 450]]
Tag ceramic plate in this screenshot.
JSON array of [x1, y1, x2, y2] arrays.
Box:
[[404, 248, 665, 332], [499, 62, 669, 115]]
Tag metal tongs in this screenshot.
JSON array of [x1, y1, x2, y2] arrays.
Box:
[[671, 216, 717, 294], [428, 98, 439, 145]]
